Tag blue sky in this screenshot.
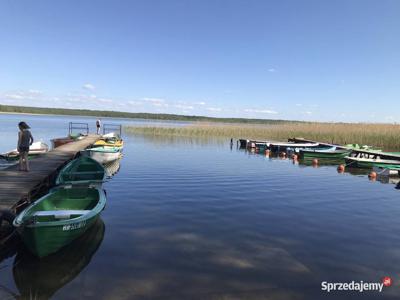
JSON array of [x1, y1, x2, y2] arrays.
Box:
[[0, 0, 399, 122]]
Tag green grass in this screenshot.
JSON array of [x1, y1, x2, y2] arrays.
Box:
[[125, 122, 400, 151]]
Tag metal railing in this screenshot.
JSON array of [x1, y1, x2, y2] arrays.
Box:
[[103, 124, 122, 136], [68, 122, 89, 136]]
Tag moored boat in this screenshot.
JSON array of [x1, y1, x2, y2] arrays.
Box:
[[56, 156, 106, 185], [13, 186, 106, 257], [269, 142, 320, 151], [0, 141, 49, 160], [92, 132, 124, 149], [82, 146, 121, 164], [344, 156, 400, 169], [298, 146, 352, 159]]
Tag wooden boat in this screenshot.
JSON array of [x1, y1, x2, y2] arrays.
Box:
[[298, 146, 352, 159], [56, 156, 106, 185], [13, 186, 106, 257], [13, 218, 104, 299], [82, 146, 121, 164], [92, 132, 124, 149], [0, 141, 49, 160]]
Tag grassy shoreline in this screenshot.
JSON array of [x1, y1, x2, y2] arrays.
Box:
[[125, 122, 400, 151]]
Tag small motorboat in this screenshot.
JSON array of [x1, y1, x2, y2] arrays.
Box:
[[56, 156, 106, 185], [81, 146, 121, 164], [0, 141, 49, 160], [13, 186, 106, 257]]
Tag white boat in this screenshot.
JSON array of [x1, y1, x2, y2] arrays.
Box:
[[0, 141, 49, 160], [81, 146, 121, 164]]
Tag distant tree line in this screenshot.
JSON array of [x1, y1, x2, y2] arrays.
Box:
[[0, 104, 299, 124]]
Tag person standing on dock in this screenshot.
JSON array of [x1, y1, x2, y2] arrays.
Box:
[[17, 121, 34, 172], [96, 119, 101, 135]]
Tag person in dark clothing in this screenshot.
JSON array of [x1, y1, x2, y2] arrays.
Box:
[[17, 121, 34, 172], [96, 119, 101, 135]]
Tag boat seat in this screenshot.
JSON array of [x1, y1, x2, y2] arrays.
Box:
[[32, 210, 90, 219]]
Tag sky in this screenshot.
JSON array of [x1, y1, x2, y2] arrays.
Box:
[[0, 0, 399, 122]]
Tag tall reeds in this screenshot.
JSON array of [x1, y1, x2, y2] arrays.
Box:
[[124, 122, 400, 151]]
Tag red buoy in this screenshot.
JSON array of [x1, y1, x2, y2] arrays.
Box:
[[368, 171, 377, 180]]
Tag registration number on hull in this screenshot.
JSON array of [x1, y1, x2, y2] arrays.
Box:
[[62, 221, 87, 231]]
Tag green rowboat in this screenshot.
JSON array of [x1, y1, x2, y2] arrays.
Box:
[[56, 156, 106, 185], [344, 156, 400, 169], [299, 147, 351, 159], [13, 186, 106, 257]]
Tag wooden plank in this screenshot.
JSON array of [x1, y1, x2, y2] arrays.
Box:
[[0, 135, 100, 211]]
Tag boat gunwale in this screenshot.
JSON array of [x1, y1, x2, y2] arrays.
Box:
[[13, 187, 106, 228]]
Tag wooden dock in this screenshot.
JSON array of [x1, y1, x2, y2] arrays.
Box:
[[0, 135, 99, 211]]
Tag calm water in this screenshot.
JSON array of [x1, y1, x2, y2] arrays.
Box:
[[1, 114, 400, 300]]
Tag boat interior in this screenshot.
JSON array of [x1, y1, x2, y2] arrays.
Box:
[[23, 188, 99, 222]]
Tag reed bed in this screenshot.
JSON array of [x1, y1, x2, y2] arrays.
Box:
[[124, 122, 400, 151]]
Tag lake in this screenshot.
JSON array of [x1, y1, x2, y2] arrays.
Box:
[[1, 114, 400, 300]]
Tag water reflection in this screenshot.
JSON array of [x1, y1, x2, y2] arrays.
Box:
[[104, 158, 122, 178], [239, 147, 400, 187], [12, 218, 105, 300]]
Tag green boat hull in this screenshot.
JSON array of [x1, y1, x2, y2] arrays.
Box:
[[18, 215, 98, 258], [14, 187, 106, 257], [301, 150, 351, 159], [345, 157, 400, 169]]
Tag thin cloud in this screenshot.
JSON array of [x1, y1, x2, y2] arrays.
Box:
[[244, 108, 278, 114], [268, 68, 276, 73], [82, 83, 96, 91], [207, 107, 222, 112], [174, 104, 194, 110], [141, 97, 165, 103]]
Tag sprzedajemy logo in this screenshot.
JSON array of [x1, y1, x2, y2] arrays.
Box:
[[321, 277, 392, 293]]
